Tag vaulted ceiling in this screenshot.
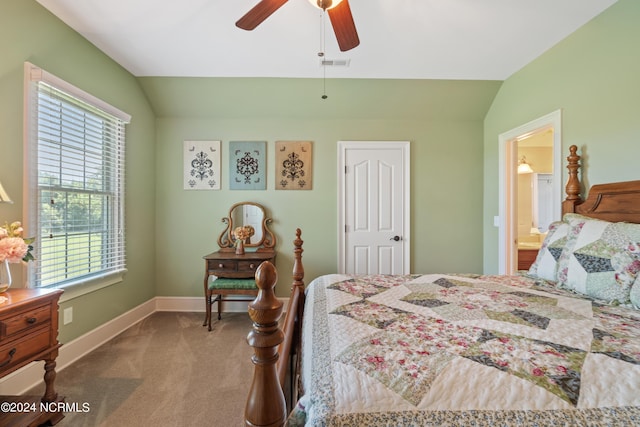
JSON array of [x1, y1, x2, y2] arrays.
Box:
[[36, 0, 617, 80]]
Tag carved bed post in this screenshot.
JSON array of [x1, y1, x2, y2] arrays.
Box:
[[562, 144, 583, 214], [292, 228, 305, 327], [276, 229, 305, 399], [245, 261, 286, 427]]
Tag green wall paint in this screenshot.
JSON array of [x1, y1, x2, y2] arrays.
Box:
[[153, 116, 488, 297], [483, 0, 640, 273], [0, 0, 157, 343], [141, 75, 502, 297]]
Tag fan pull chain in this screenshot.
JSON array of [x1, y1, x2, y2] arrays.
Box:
[[318, 11, 328, 99]]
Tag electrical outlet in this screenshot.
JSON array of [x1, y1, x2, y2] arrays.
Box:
[[63, 307, 73, 325]]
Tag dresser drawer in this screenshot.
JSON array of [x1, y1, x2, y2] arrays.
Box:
[[237, 260, 263, 273], [0, 328, 50, 373], [209, 259, 237, 273], [0, 305, 51, 340]]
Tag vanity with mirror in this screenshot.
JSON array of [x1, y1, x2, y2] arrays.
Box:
[[202, 202, 276, 330]]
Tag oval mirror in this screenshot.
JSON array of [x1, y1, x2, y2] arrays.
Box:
[[217, 202, 275, 250]]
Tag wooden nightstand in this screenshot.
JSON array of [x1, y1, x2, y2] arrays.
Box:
[[0, 288, 64, 426]]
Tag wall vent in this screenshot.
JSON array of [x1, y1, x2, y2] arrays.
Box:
[[320, 59, 350, 67]]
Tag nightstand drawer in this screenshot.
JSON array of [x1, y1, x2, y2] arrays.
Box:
[[237, 260, 263, 272], [209, 260, 237, 273], [0, 305, 51, 340], [0, 328, 50, 373]]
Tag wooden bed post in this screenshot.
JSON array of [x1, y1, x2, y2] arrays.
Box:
[[291, 228, 305, 357], [245, 261, 286, 427], [292, 228, 304, 289], [276, 229, 305, 402], [562, 144, 582, 213]]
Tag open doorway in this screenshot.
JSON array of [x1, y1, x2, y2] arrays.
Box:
[[516, 130, 554, 269], [498, 110, 562, 274]]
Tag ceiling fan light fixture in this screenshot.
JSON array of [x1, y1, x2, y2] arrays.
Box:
[[309, 0, 344, 11]]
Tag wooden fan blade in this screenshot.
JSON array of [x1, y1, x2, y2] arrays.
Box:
[[236, 0, 289, 30], [328, 0, 360, 51]]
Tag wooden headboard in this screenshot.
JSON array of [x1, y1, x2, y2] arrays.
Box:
[[562, 145, 640, 223]]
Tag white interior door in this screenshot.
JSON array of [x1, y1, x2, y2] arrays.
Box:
[[338, 141, 410, 274]]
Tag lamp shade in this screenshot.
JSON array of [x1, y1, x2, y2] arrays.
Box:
[[0, 181, 12, 204], [517, 157, 534, 174]]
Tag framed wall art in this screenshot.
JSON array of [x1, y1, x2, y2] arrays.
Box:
[[229, 141, 266, 190], [183, 140, 221, 190], [275, 141, 312, 190]]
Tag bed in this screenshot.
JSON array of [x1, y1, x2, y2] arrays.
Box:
[[244, 145, 640, 427]]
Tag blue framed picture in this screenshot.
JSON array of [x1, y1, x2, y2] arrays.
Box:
[[229, 141, 266, 190]]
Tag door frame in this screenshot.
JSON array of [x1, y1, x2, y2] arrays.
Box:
[[337, 141, 411, 274], [497, 110, 562, 274]]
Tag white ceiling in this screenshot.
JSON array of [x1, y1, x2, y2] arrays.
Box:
[[36, 0, 617, 80]]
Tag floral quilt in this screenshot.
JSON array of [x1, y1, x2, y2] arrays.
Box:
[[293, 274, 640, 426]]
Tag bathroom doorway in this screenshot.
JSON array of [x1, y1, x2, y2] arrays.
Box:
[[498, 110, 562, 274], [516, 130, 554, 270]]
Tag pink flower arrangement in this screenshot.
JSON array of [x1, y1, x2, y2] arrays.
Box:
[[0, 221, 34, 263]]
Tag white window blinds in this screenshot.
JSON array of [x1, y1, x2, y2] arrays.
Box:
[[24, 63, 130, 289]]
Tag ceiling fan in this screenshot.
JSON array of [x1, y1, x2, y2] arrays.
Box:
[[236, 0, 360, 52]]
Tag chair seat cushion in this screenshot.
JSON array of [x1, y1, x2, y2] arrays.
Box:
[[208, 277, 257, 291]]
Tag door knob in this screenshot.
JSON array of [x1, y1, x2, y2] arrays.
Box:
[[390, 236, 401, 241]]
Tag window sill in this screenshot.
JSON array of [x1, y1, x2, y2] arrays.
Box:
[[48, 270, 128, 303]]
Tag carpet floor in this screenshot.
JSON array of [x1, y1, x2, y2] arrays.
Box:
[[29, 312, 254, 426]]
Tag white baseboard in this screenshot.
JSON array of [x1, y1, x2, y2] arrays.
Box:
[[0, 296, 287, 395]]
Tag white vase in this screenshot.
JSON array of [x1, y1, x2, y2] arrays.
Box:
[[0, 259, 11, 293]]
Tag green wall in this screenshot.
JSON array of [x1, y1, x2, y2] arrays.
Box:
[[142, 77, 500, 298], [0, 0, 157, 343], [144, 81, 497, 297], [483, 0, 640, 273]]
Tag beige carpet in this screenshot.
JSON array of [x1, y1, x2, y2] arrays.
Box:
[[29, 312, 254, 426]]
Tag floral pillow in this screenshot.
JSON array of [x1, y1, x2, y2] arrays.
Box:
[[557, 214, 640, 303], [527, 220, 569, 282]]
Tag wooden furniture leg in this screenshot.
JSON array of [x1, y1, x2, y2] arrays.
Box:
[[42, 357, 58, 402], [203, 272, 211, 329]]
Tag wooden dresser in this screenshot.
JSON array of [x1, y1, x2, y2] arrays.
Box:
[[0, 288, 64, 426]]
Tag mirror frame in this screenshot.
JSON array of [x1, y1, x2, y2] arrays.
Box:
[[217, 201, 276, 251]]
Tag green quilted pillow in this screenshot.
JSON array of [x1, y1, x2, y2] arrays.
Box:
[[557, 214, 640, 303], [527, 220, 569, 282]]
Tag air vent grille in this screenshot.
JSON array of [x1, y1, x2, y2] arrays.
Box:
[[320, 59, 351, 67]]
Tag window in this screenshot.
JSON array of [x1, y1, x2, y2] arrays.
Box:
[[24, 63, 131, 291]]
